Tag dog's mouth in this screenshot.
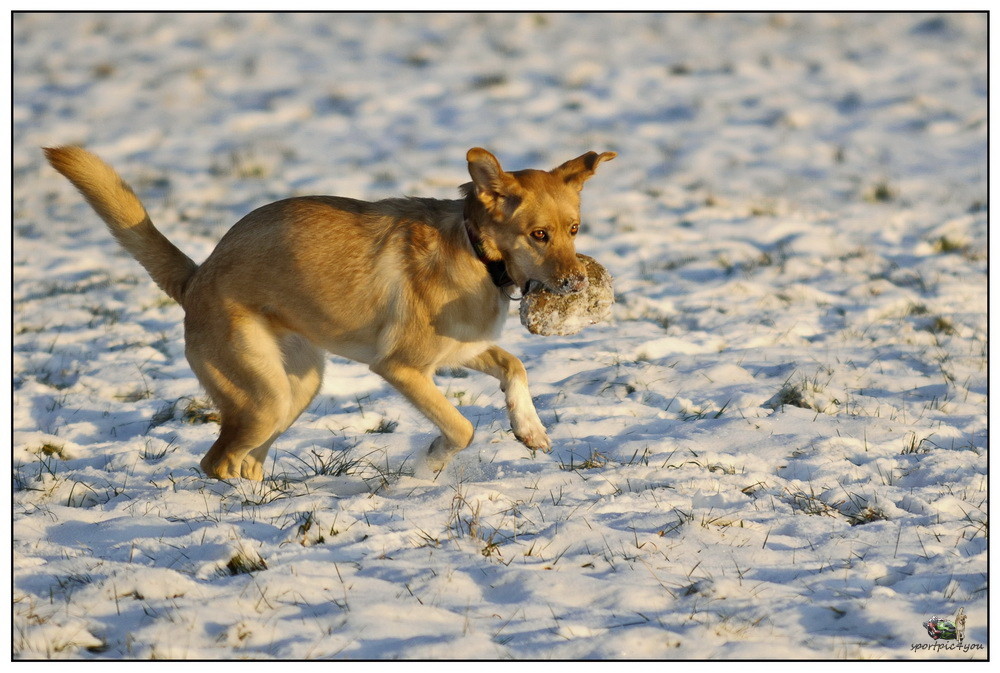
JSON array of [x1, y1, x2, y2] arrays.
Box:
[[524, 279, 545, 296], [524, 276, 589, 297]]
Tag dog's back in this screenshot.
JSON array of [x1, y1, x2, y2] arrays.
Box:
[[184, 193, 489, 366]]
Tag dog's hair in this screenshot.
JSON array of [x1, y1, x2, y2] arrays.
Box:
[[44, 146, 615, 479]]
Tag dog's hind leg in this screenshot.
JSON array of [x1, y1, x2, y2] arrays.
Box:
[[371, 359, 475, 472], [463, 346, 551, 452], [186, 307, 300, 480], [243, 334, 325, 474]]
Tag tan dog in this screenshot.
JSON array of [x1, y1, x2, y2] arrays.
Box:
[[44, 146, 615, 479]]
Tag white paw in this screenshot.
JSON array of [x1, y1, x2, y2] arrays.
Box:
[[512, 411, 551, 452], [506, 380, 551, 451]]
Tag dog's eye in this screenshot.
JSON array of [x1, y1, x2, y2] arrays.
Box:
[[530, 230, 549, 242], [569, 223, 579, 236]]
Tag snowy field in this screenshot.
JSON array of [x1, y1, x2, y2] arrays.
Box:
[[12, 12, 988, 659]]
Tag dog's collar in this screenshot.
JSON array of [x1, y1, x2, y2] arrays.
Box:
[[464, 219, 522, 300]]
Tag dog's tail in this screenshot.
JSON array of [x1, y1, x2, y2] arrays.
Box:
[[44, 146, 198, 304]]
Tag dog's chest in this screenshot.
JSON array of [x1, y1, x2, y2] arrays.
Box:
[[437, 294, 509, 366]]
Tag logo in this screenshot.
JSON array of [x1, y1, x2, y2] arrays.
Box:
[[923, 607, 966, 642], [911, 607, 984, 655]]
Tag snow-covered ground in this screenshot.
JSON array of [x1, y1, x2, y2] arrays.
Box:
[[12, 12, 988, 659]]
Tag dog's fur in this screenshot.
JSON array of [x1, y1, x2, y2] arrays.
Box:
[[44, 146, 615, 479]]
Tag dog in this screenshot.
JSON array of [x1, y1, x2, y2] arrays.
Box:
[[44, 145, 615, 479]]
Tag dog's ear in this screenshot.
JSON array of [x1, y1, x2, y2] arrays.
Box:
[[467, 148, 521, 216], [552, 151, 617, 191]]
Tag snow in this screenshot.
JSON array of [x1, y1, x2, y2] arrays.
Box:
[[12, 12, 987, 660]]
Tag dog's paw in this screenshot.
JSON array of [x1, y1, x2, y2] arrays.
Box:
[[512, 416, 551, 452], [425, 435, 457, 474], [516, 429, 552, 452], [200, 454, 243, 480], [240, 457, 265, 481], [506, 383, 551, 452]]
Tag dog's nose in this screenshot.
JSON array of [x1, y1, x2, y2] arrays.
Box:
[[559, 273, 589, 294]]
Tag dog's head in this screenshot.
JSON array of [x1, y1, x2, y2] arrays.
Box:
[[464, 148, 615, 296]]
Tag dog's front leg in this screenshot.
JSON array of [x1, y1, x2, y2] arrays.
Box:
[[464, 346, 551, 452], [371, 359, 475, 472]]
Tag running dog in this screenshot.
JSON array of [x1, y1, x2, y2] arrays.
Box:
[[44, 145, 615, 479]]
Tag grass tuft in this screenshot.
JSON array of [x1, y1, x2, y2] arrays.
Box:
[[38, 442, 68, 459], [182, 398, 221, 425], [864, 180, 896, 203], [224, 549, 267, 576], [559, 449, 608, 471], [764, 382, 810, 411], [365, 418, 398, 434]]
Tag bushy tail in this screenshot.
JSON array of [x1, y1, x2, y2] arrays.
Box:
[[44, 146, 198, 304]]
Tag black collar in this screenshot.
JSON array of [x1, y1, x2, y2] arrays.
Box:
[[465, 219, 520, 298]]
